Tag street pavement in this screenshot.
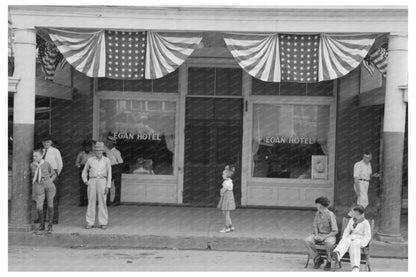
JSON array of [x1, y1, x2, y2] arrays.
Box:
[[8, 245, 408, 271]]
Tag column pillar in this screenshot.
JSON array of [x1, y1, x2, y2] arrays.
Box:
[[376, 33, 407, 243], [10, 28, 37, 232]]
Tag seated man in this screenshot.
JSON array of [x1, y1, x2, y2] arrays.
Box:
[[332, 204, 371, 272], [304, 196, 338, 270]]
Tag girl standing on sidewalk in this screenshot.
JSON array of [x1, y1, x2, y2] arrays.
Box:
[[217, 165, 236, 233]]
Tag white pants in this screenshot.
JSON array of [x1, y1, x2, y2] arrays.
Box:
[[86, 178, 108, 226], [354, 180, 369, 208], [334, 237, 366, 269]]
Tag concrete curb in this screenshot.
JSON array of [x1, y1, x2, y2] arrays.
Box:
[[8, 232, 407, 259]]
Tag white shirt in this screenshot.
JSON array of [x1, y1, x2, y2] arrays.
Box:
[[82, 156, 112, 188], [43, 146, 63, 175], [353, 160, 372, 180], [342, 218, 372, 247], [105, 146, 123, 165], [222, 179, 233, 191]]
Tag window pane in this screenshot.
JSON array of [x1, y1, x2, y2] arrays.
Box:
[[124, 79, 152, 92], [153, 69, 179, 92], [279, 82, 306, 96], [252, 78, 279, 95], [188, 67, 215, 95], [307, 81, 334, 96], [186, 98, 214, 120], [99, 99, 176, 175], [214, 98, 242, 121], [252, 103, 330, 179], [215, 68, 242, 96], [97, 77, 123, 91]]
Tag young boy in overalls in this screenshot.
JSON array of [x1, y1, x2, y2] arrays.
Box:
[[31, 149, 57, 233]]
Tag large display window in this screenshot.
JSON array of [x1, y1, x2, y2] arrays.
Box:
[[252, 103, 330, 179], [98, 99, 176, 175]]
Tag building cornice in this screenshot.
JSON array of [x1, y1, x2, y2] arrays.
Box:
[[9, 5, 408, 33]]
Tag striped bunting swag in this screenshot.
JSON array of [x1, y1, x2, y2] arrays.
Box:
[[48, 28, 106, 77], [47, 28, 202, 79], [318, 34, 377, 81], [223, 33, 281, 82], [146, 32, 203, 79], [368, 47, 388, 77]]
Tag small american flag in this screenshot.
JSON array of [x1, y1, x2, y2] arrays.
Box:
[[105, 30, 147, 79], [279, 34, 320, 83]]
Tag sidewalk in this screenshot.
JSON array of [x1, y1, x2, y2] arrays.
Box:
[[8, 205, 408, 258]]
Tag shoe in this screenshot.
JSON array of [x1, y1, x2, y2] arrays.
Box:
[[53, 220, 58, 224], [323, 261, 331, 271], [111, 202, 120, 206], [36, 224, 45, 231], [219, 228, 231, 233], [229, 226, 235, 231], [332, 251, 340, 264], [85, 225, 93, 229], [101, 225, 107, 230], [47, 224, 53, 234], [313, 256, 325, 269], [352, 266, 360, 272]]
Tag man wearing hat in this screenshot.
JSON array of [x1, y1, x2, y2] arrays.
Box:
[[82, 142, 112, 229], [41, 135, 63, 224], [105, 135, 124, 206]]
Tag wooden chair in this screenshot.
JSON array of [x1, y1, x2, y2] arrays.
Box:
[[332, 217, 375, 272]]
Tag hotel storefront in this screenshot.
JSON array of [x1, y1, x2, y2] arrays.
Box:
[[9, 7, 407, 245], [92, 41, 336, 207]]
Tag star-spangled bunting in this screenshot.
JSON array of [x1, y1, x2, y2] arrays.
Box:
[[279, 34, 320, 83], [106, 30, 147, 79], [223, 33, 376, 83], [47, 28, 202, 80]]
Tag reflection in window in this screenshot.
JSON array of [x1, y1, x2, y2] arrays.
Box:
[[252, 103, 329, 179], [99, 99, 176, 175]]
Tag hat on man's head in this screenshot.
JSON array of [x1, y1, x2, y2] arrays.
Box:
[[42, 134, 53, 142], [107, 136, 117, 143], [93, 142, 105, 151]]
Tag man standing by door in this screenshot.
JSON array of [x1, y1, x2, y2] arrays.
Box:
[[42, 135, 63, 224], [353, 151, 380, 208], [105, 136, 123, 206]]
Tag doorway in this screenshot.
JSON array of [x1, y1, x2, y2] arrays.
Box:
[[183, 97, 243, 206]]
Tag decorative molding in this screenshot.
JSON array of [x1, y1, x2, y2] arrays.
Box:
[[8, 77, 20, 93]]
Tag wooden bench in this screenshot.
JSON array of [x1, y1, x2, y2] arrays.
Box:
[[304, 217, 374, 271]]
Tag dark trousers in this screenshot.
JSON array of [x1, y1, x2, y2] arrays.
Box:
[[79, 167, 88, 205], [107, 164, 122, 204]]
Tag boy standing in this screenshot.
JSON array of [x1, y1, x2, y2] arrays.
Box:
[[42, 135, 63, 224], [82, 142, 112, 229], [31, 149, 56, 233]]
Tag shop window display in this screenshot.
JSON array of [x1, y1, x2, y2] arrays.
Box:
[[99, 99, 176, 175], [252, 103, 330, 179]]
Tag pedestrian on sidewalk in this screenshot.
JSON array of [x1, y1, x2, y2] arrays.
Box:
[[303, 196, 338, 270], [105, 135, 123, 206], [31, 149, 57, 233], [353, 151, 380, 208], [217, 165, 236, 233], [36, 135, 63, 224], [332, 205, 371, 272], [82, 142, 112, 230], [75, 140, 94, 206]]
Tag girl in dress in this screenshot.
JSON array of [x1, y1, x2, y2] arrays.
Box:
[[217, 165, 236, 233]]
